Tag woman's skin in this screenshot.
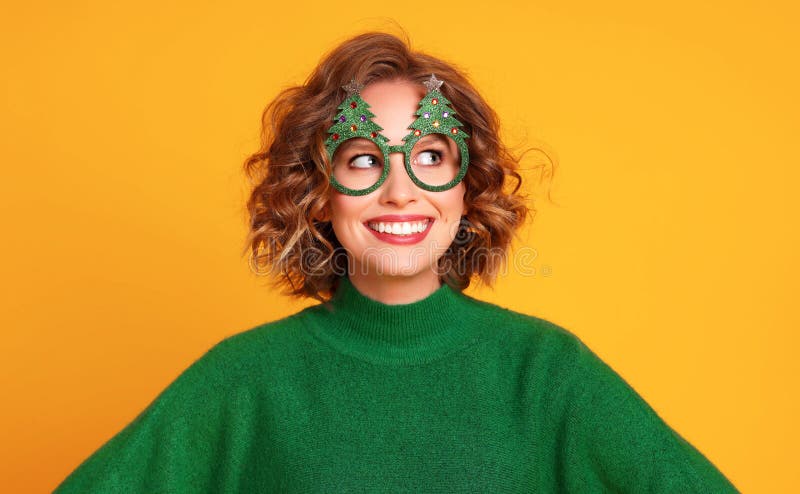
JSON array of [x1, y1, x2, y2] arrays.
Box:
[[327, 79, 467, 305]]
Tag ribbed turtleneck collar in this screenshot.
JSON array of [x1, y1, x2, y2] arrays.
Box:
[[302, 276, 488, 366]]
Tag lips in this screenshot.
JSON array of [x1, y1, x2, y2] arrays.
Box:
[[363, 215, 434, 245], [366, 214, 430, 222]]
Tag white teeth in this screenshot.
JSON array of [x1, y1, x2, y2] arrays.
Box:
[[367, 220, 430, 236]]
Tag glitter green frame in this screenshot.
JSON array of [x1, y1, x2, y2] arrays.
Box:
[[324, 75, 470, 196]]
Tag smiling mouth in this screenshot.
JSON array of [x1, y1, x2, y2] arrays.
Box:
[[366, 219, 431, 236]]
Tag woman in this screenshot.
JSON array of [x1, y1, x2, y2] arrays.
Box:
[[55, 32, 738, 492]]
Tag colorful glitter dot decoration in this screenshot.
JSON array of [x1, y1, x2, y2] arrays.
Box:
[[403, 74, 471, 192], [409, 75, 468, 147], [324, 78, 387, 163], [324, 74, 470, 196]]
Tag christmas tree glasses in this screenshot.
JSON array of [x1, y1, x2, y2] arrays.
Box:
[[324, 76, 470, 196]]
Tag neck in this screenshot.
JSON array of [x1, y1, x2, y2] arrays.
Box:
[[308, 275, 486, 365], [348, 270, 442, 305]]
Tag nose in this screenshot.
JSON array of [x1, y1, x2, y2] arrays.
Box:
[[378, 151, 419, 208]]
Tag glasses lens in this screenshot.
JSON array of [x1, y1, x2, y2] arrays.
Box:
[[408, 134, 461, 187], [331, 139, 384, 192]]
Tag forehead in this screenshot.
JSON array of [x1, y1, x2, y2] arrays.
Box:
[[360, 80, 426, 146]]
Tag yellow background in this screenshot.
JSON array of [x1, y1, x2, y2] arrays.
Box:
[[1, 1, 796, 492]]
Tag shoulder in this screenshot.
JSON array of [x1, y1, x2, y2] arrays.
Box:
[[469, 300, 647, 419], [216, 309, 311, 353], [494, 304, 620, 389], [446, 293, 613, 391], [460, 293, 590, 359], [189, 308, 319, 384]]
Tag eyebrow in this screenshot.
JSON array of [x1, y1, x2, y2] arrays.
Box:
[[337, 133, 453, 153], [416, 134, 448, 145], [338, 139, 378, 152]]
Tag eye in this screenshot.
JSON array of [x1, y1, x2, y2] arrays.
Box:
[[416, 150, 442, 166], [351, 154, 380, 169]]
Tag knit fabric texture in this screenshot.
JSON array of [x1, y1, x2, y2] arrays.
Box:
[[55, 276, 739, 493]]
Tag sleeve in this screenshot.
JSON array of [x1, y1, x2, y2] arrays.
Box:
[[53, 340, 238, 494], [560, 337, 740, 493]]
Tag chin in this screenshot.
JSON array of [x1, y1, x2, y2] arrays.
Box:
[[367, 258, 431, 278]]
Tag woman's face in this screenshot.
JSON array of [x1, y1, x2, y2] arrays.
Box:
[[328, 79, 467, 286]]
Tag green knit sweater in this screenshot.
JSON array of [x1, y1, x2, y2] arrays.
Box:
[[55, 276, 738, 493]]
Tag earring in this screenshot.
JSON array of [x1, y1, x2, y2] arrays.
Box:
[[452, 216, 476, 247]]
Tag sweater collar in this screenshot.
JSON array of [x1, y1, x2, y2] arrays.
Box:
[[304, 276, 487, 366]]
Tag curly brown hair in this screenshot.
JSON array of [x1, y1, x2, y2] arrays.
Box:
[[242, 31, 549, 302]]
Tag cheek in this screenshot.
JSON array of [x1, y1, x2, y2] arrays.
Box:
[[329, 193, 367, 239], [329, 193, 359, 219], [432, 185, 466, 241], [440, 184, 466, 220]]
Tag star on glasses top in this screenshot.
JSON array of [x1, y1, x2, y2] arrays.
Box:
[[342, 79, 365, 96], [423, 73, 444, 92]]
